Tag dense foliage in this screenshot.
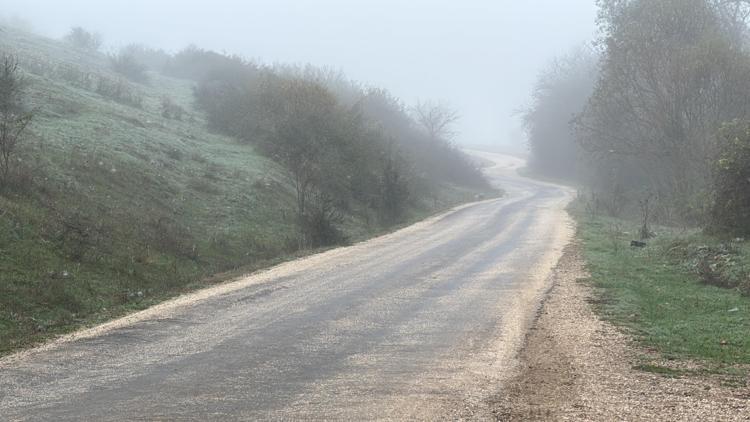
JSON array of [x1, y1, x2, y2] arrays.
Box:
[[709, 121, 750, 236], [526, 0, 750, 234], [185, 47, 489, 246], [580, 0, 750, 224]]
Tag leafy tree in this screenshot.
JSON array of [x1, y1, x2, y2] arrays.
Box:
[[258, 77, 341, 247]]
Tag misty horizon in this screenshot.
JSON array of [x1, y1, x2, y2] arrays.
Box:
[[1, 0, 597, 147]]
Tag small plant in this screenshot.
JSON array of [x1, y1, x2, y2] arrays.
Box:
[[584, 190, 600, 219], [638, 192, 655, 240], [607, 222, 624, 254]]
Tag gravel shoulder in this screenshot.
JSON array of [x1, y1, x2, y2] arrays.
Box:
[[491, 242, 750, 421]]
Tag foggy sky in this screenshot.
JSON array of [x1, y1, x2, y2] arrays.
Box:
[[1, 0, 598, 147]]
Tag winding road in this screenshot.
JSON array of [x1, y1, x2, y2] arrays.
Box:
[[0, 151, 574, 420]]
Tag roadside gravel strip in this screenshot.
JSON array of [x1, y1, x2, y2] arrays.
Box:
[[492, 243, 750, 421]]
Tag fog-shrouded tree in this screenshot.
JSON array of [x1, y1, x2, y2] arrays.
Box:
[[63, 27, 102, 52], [378, 139, 411, 224], [523, 45, 598, 180], [577, 0, 750, 223], [190, 48, 490, 245], [0, 54, 33, 185], [411, 100, 460, 142], [257, 77, 343, 247]]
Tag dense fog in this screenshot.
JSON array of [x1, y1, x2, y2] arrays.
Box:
[[1, 0, 597, 147]]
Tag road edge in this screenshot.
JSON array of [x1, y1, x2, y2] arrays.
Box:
[[0, 196, 504, 367], [489, 242, 750, 421]]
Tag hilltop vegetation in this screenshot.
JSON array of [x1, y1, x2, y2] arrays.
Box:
[[0, 27, 492, 355]]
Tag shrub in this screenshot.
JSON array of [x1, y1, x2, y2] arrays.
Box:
[[160, 96, 185, 121], [63, 27, 102, 52], [379, 146, 410, 224], [95, 77, 143, 108], [147, 216, 197, 259], [689, 243, 750, 296], [52, 208, 111, 263], [303, 192, 346, 248], [56, 64, 95, 89], [709, 121, 750, 236], [109, 51, 148, 83], [165, 45, 250, 82]]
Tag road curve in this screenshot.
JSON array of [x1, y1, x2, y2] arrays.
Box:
[[0, 151, 574, 421]]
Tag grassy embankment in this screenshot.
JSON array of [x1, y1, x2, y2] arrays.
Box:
[[0, 29, 492, 356], [572, 201, 750, 384]]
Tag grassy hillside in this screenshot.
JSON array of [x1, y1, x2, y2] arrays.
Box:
[[0, 29, 487, 355]]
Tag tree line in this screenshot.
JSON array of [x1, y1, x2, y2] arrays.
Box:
[[524, 0, 750, 236], [183, 49, 489, 247]]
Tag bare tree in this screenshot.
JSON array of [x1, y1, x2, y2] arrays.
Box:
[[0, 55, 33, 184], [411, 100, 459, 141]]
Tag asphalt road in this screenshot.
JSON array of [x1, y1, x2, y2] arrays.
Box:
[[0, 152, 574, 421]]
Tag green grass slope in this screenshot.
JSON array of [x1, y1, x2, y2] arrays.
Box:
[[572, 202, 749, 382], [0, 29, 304, 354], [0, 29, 487, 356]]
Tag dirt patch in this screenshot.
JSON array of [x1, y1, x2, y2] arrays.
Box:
[[490, 243, 750, 421]]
